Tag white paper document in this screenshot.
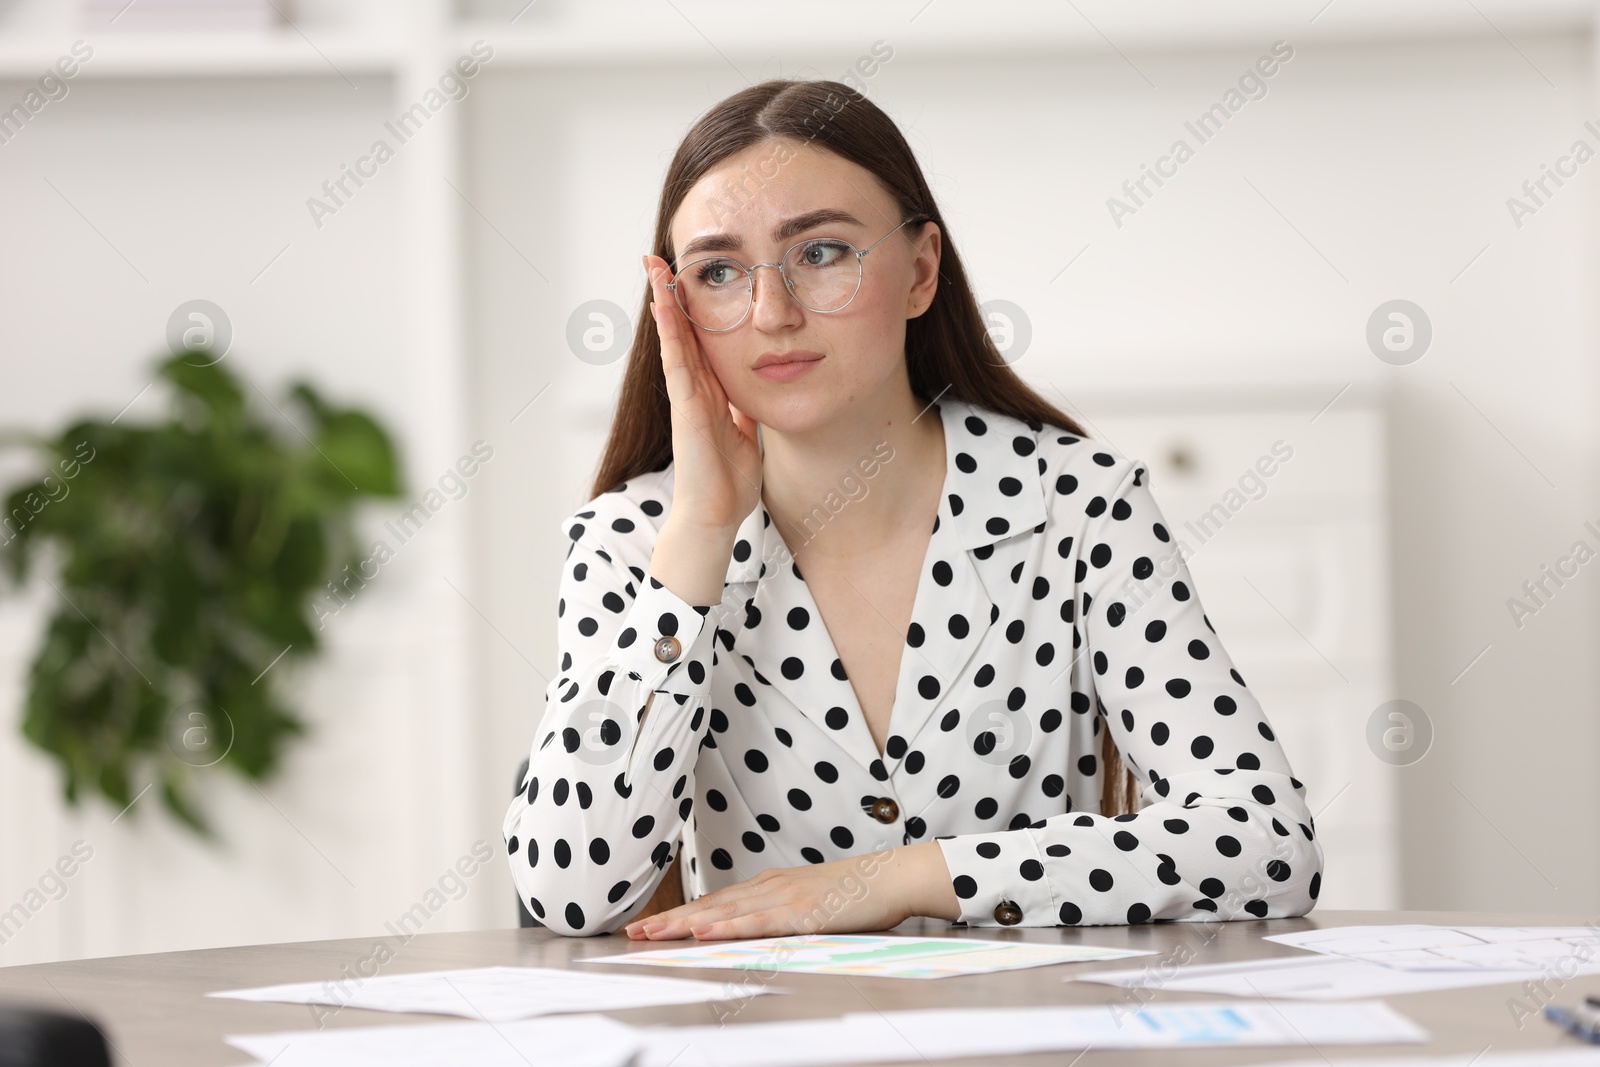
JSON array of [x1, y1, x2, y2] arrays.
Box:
[[631, 1000, 1425, 1065], [1078, 923, 1600, 1001], [225, 1000, 1424, 1067], [210, 964, 775, 1021], [1263, 924, 1600, 971], [226, 1013, 642, 1067], [582, 932, 1153, 978], [1243, 1052, 1600, 1067], [1079, 953, 1574, 1000]]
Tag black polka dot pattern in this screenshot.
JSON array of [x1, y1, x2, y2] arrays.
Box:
[[503, 397, 1322, 935]]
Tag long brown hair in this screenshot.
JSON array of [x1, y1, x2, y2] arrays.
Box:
[[588, 77, 1137, 819]]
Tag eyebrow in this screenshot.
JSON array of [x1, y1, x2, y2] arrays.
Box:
[[677, 208, 864, 259]]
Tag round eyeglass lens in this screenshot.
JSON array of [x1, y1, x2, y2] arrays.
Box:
[[672, 256, 752, 331], [783, 238, 863, 312]]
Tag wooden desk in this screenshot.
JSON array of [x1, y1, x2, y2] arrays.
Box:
[[1, 910, 1596, 1065]]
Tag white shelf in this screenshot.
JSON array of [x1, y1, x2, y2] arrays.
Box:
[[0, 31, 403, 78], [449, 0, 1596, 68], [0, 0, 1592, 81]]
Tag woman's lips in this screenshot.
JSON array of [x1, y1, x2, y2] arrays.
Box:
[[752, 355, 823, 382]]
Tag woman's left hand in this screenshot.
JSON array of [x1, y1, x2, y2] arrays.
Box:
[[623, 842, 960, 941]]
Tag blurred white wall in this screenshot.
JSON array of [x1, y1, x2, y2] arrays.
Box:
[[0, 0, 1596, 966]]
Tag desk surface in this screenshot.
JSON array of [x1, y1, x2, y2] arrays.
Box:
[[1, 910, 1596, 1066]]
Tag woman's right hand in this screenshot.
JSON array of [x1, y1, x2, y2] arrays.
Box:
[[644, 254, 763, 533]]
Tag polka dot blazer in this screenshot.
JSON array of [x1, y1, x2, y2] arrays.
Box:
[[504, 396, 1323, 935]]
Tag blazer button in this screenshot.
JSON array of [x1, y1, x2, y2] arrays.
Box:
[[869, 797, 899, 824], [652, 635, 682, 663], [993, 900, 1023, 925]]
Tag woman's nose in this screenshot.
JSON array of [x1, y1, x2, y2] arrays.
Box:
[[749, 263, 803, 330]]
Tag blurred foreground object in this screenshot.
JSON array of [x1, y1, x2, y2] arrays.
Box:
[[0, 1002, 111, 1067]]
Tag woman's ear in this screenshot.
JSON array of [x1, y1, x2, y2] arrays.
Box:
[[906, 222, 942, 320]]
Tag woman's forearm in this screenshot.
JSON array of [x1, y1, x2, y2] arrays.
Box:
[[649, 515, 741, 606], [890, 840, 962, 922]]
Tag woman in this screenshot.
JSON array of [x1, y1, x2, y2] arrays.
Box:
[[503, 78, 1322, 939]]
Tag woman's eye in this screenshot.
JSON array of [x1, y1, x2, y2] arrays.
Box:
[[695, 261, 739, 286], [798, 241, 848, 267]]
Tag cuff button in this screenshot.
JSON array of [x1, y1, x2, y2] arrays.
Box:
[[653, 635, 682, 663], [993, 900, 1023, 925]]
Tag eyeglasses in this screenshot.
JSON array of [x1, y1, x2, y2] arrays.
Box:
[[665, 214, 930, 332]]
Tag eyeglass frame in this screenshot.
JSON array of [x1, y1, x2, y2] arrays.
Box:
[[664, 213, 933, 333]]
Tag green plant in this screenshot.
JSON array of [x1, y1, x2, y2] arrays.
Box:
[[0, 352, 403, 837]]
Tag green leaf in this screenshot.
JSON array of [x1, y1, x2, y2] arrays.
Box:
[[159, 353, 245, 425], [315, 412, 402, 497]]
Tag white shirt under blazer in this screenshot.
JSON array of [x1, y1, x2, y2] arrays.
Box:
[[504, 395, 1324, 935]]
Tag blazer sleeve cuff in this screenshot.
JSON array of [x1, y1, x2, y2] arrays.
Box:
[[935, 829, 1057, 928], [612, 575, 717, 693]]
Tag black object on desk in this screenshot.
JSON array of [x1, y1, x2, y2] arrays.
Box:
[[0, 1003, 112, 1067]]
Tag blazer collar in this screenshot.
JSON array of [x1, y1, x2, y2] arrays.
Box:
[[929, 395, 1050, 550], [718, 396, 1049, 775]]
